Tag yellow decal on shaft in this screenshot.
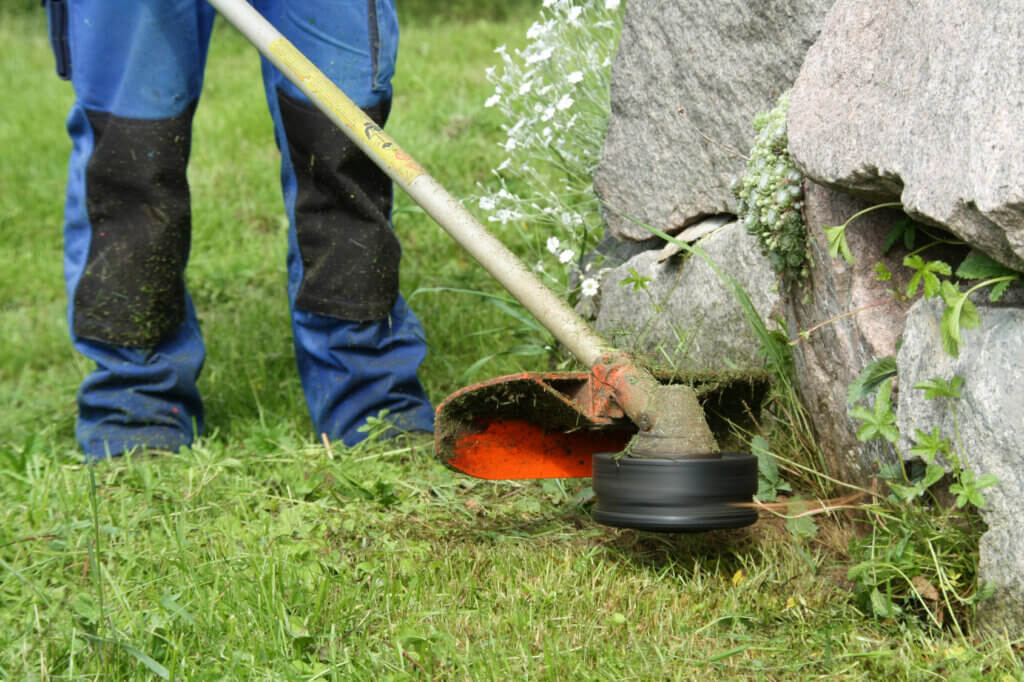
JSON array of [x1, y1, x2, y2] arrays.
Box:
[[269, 38, 425, 185]]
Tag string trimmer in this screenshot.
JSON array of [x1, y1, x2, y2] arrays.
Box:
[[208, 0, 759, 531]]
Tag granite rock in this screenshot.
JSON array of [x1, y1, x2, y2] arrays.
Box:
[[897, 297, 1024, 634], [595, 0, 833, 241], [788, 0, 1024, 271]]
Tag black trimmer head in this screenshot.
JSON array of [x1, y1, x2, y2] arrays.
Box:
[[591, 452, 758, 532]]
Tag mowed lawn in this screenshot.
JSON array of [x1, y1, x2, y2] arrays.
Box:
[[1, 3, 1022, 680]]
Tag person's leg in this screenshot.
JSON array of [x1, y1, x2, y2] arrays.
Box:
[[257, 0, 433, 444], [60, 0, 216, 457]]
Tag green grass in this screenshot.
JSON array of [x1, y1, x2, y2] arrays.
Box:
[[2, 5, 1023, 680]]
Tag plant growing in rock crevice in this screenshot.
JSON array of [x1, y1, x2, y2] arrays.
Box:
[[732, 91, 809, 289], [847, 372, 995, 632], [825, 205, 1021, 357], [831, 209, 1021, 632]]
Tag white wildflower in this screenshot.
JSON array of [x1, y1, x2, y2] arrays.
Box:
[[484, 94, 501, 108], [494, 208, 519, 224], [526, 21, 549, 40], [525, 45, 555, 65], [478, 0, 621, 308]]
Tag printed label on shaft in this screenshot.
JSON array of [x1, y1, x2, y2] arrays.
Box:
[[269, 38, 425, 185]]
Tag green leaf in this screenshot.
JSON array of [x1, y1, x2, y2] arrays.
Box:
[[785, 505, 818, 540], [824, 224, 855, 264], [159, 592, 197, 627], [909, 427, 951, 463], [939, 281, 968, 356], [751, 435, 772, 469], [989, 278, 1013, 302], [851, 380, 899, 443], [869, 588, 902, 618], [847, 356, 898, 404], [940, 311, 961, 357], [118, 641, 171, 681], [958, 297, 980, 331], [955, 250, 1019, 281], [751, 435, 782, 502], [904, 255, 951, 299], [619, 267, 652, 292], [922, 464, 946, 489], [948, 482, 968, 508], [913, 376, 963, 401], [975, 473, 999, 490], [883, 217, 917, 254], [872, 262, 892, 281], [888, 481, 922, 502]]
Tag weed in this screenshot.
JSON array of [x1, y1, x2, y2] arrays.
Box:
[[732, 91, 809, 289], [823, 205, 1021, 357], [847, 370, 994, 633]]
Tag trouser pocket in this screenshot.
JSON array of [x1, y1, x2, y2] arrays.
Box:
[[43, 0, 71, 80]]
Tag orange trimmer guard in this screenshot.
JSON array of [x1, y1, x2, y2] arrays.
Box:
[[434, 370, 772, 480]]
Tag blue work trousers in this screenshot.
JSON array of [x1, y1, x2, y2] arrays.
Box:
[[50, 0, 433, 457]]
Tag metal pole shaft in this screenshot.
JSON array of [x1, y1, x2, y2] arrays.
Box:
[[206, 0, 611, 369]]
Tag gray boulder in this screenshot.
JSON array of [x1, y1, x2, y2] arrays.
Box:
[[785, 183, 916, 487], [788, 0, 1024, 272], [897, 297, 1024, 634], [594, 0, 833, 242], [592, 219, 780, 371]]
